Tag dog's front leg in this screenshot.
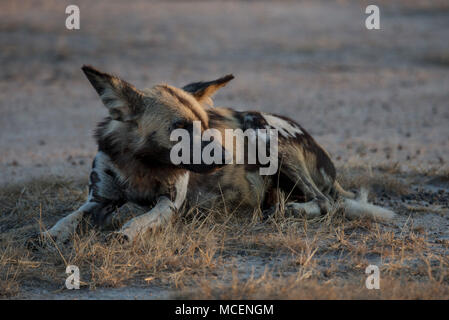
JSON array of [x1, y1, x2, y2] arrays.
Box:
[[27, 152, 124, 248], [41, 202, 115, 242], [26, 200, 117, 249], [115, 197, 176, 242], [114, 173, 189, 243]]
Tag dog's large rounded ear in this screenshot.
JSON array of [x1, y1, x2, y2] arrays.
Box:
[[82, 65, 144, 121], [182, 74, 234, 107]]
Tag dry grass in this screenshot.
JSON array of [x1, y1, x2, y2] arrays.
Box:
[[1, 168, 449, 299]]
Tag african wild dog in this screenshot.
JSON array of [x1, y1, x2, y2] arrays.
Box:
[[29, 65, 394, 245]]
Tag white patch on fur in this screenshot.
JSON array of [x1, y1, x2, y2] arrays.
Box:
[[174, 172, 189, 209], [343, 189, 395, 220], [90, 151, 116, 195], [357, 188, 369, 203], [343, 198, 395, 220], [94, 151, 110, 170], [286, 188, 395, 221], [262, 113, 303, 138], [320, 168, 333, 186], [94, 151, 124, 185]]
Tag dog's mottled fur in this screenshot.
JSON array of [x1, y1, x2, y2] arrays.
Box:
[[31, 66, 394, 245]]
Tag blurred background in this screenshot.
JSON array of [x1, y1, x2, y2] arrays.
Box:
[[1, 0, 448, 184]]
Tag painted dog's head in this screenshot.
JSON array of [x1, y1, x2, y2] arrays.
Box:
[[82, 65, 233, 173]]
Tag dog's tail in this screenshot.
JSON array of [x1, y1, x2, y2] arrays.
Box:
[[334, 181, 395, 220]]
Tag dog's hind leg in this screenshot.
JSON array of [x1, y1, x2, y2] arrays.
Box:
[[264, 182, 330, 220], [284, 201, 322, 218], [282, 164, 333, 215]]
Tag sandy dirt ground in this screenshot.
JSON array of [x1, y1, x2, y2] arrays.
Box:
[[1, 0, 449, 299]]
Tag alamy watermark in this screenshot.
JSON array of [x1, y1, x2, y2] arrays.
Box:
[[365, 265, 380, 289], [365, 5, 380, 30], [65, 5, 380, 31], [170, 121, 279, 175], [65, 265, 80, 289], [65, 5, 80, 30]]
